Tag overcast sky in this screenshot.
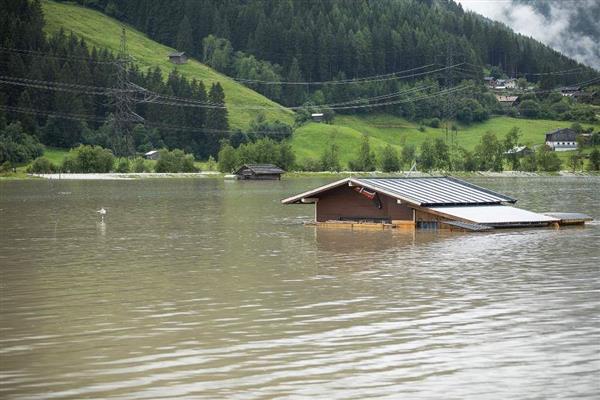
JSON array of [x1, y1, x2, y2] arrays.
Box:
[[456, 0, 600, 70]]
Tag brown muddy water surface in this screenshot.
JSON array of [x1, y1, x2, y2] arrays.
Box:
[[1, 177, 599, 399]]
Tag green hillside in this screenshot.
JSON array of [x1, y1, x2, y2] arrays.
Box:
[[292, 115, 600, 165], [42, 0, 294, 130], [42, 0, 598, 169]]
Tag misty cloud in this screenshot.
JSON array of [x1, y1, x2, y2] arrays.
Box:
[[457, 0, 600, 70]]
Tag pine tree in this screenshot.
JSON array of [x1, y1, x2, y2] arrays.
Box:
[[284, 58, 305, 107], [206, 82, 229, 157], [176, 15, 193, 54]]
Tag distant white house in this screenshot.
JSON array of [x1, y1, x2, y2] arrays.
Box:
[[545, 128, 578, 151], [504, 145, 532, 156], [560, 86, 581, 97], [493, 78, 516, 90], [311, 113, 324, 122], [495, 95, 519, 107], [144, 150, 160, 160], [504, 78, 517, 89]]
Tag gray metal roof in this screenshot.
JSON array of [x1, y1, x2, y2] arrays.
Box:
[[236, 164, 285, 175], [169, 52, 186, 57], [430, 205, 558, 225], [545, 128, 577, 142], [356, 177, 516, 206], [282, 176, 516, 206]]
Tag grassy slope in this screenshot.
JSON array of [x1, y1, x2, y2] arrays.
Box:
[[40, 1, 599, 170], [292, 114, 600, 165], [42, 0, 293, 130]]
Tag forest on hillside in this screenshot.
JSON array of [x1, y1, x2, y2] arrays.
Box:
[[66, 0, 598, 107], [0, 0, 230, 159], [2, 0, 599, 173]]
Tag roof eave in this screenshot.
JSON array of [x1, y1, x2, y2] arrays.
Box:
[[281, 178, 352, 204]]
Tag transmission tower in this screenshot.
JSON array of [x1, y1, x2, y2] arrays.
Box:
[[112, 26, 139, 157]]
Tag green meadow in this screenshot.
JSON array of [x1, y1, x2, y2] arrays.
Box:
[[37, 0, 599, 171], [292, 115, 599, 165], [42, 0, 294, 130]]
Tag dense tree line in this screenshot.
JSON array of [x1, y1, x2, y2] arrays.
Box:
[[26, 144, 199, 174], [0, 0, 229, 158], [66, 0, 598, 110]]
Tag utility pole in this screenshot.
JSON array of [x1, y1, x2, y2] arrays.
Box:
[[444, 41, 454, 145], [444, 42, 457, 171]]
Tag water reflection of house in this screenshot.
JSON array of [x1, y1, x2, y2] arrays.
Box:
[[545, 128, 578, 151], [234, 164, 285, 180], [282, 177, 591, 231]]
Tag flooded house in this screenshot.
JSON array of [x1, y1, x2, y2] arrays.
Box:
[[234, 164, 285, 180], [282, 177, 591, 231]]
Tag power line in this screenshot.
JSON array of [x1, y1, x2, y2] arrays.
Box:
[[233, 63, 464, 85], [0, 46, 117, 65], [233, 64, 437, 85]]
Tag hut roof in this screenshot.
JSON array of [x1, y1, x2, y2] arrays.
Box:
[[496, 95, 519, 103], [545, 128, 577, 142], [169, 52, 186, 57], [282, 176, 516, 207], [430, 205, 558, 225], [235, 164, 285, 175]]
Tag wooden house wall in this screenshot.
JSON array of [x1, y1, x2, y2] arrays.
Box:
[[315, 185, 413, 222]]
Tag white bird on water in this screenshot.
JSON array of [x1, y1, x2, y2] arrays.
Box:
[[97, 207, 107, 222]]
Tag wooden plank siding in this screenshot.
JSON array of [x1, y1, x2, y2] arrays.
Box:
[[316, 185, 413, 223]]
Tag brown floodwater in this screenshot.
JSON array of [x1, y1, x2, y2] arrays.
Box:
[[1, 176, 599, 399]]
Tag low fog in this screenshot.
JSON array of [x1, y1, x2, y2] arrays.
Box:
[[457, 0, 600, 70]]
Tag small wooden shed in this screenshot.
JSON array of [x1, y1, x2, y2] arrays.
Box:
[[168, 52, 188, 64], [234, 164, 285, 180]]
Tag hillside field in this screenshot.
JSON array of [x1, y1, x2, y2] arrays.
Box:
[[41, 0, 599, 170], [42, 0, 294, 130], [292, 115, 600, 166]]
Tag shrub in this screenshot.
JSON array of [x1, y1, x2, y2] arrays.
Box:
[[587, 148, 600, 171], [348, 135, 376, 171], [536, 146, 562, 172], [0, 122, 44, 164], [217, 142, 238, 173], [519, 100, 540, 118], [154, 149, 198, 173], [27, 157, 56, 174], [474, 132, 504, 171], [61, 145, 115, 173], [205, 155, 217, 171], [299, 157, 322, 172], [427, 118, 441, 128], [132, 157, 151, 173], [320, 143, 341, 171], [379, 144, 400, 172], [115, 158, 130, 173]]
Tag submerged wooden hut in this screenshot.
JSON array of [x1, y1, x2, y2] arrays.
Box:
[[234, 164, 285, 180], [282, 177, 592, 231]]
